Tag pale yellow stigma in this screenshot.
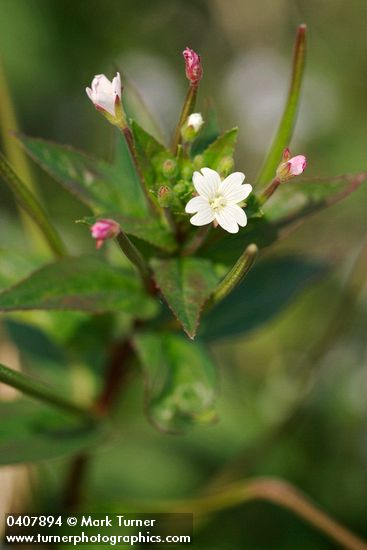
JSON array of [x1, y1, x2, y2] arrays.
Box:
[[210, 194, 227, 212]]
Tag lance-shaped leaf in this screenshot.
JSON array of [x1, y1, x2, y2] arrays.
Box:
[[17, 133, 148, 217], [256, 24, 307, 186], [201, 128, 238, 173], [0, 256, 157, 317], [133, 332, 217, 433], [201, 256, 328, 341], [0, 400, 105, 465], [151, 257, 220, 339], [264, 173, 367, 229]]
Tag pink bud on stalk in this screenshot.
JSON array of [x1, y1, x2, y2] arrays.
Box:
[[90, 219, 120, 249], [276, 148, 307, 182], [183, 47, 203, 86]]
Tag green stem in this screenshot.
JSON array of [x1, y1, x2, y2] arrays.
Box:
[[171, 84, 198, 154], [116, 231, 153, 294], [212, 243, 258, 305], [0, 363, 93, 419], [256, 24, 307, 186], [0, 154, 67, 258]]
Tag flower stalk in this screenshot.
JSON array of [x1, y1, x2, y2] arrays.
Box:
[[171, 47, 203, 154]]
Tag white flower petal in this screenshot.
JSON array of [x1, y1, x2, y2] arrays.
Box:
[[185, 196, 209, 213], [86, 87, 93, 100], [87, 74, 118, 116], [190, 208, 215, 226], [220, 172, 245, 195], [201, 167, 221, 191], [193, 171, 216, 199], [225, 183, 253, 204], [112, 72, 121, 99], [225, 204, 248, 227], [215, 208, 239, 233]]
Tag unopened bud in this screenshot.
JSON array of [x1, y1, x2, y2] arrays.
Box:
[[162, 158, 177, 178], [86, 72, 127, 128], [90, 219, 120, 249], [158, 185, 174, 207], [276, 148, 307, 182], [183, 47, 203, 86], [181, 113, 204, 142]]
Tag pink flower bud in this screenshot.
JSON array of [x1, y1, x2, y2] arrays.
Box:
[[90, 219, 120, 249], [86, 73, 122, 119], [183, 47, 203, 86], [276, 149, 307, 181]]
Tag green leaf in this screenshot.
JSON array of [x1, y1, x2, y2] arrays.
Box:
[[133, 332, 217, 433], [151, 257, 220, 339], [0, 400, 105, 465], [0, 256, 157, 317], [17, 134, 148, 217], [131, 120, 171, 190], [202, 128, 238, 172], [265, 174, 367, 228], [256, 24, 307, 186], [201, 256, 328, 341]]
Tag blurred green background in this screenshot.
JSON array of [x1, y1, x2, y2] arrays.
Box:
[[1, 0, 367, 548]]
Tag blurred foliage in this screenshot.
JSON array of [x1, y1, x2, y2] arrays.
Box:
[[1, 0, 367, 548]]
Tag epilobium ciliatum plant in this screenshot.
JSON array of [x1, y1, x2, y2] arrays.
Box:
[[0, 26, 367, 523]]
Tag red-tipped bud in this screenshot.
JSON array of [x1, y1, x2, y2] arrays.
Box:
[[90, 219, 120, 249], [183, 47, 203, 86], [276, 149, 307, 182]]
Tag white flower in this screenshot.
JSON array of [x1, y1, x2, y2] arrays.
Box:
[[86, 73, 121, 117], [187, 113, 204, 132], [185, 167, 252, 234]]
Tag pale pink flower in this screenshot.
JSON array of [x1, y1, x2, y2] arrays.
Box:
[[276, 148, 307, 181], [90, 219, 120, 249], [185, 167, 252, 234], [86, 73, 121, 117], [183, 47, 203, 85]]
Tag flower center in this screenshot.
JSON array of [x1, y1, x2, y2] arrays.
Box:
[[210, 194, 226, 212]]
